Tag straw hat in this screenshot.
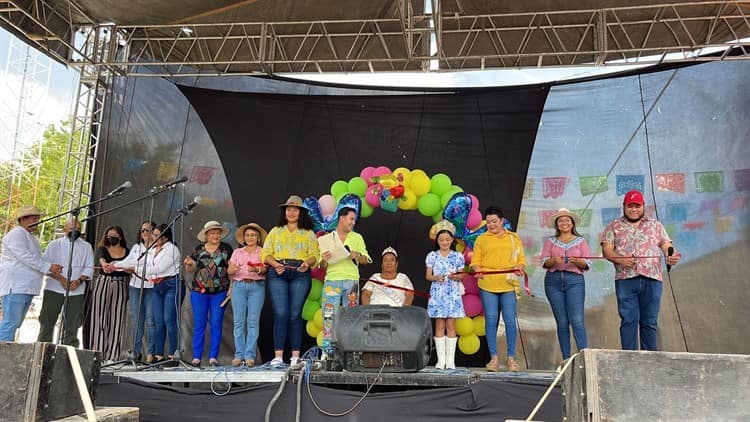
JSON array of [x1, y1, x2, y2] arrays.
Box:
[[547, 208, 580, 227], [278, 195, 308, 210], [197, 220, 230, 242], [15, 205, 43, 221], [429, 220, 456, 240], [235, 222, 267, 246]]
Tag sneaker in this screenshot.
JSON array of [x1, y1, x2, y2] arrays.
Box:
[[269, 357, 284, 367], [485, 356, 500, 372], [289, 357, 300, 368], [506, 357, 520, 372]]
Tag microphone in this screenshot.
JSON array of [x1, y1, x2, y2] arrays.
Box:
[[666, 246, 674, 273], [179, 196, 202, 215], [149, 176, 188, 193], [106, 181, 132, 197]]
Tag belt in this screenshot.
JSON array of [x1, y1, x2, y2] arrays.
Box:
[[236, 278, 263, 283], [278, 259, 303, 267], [152, 275, 178, 284]]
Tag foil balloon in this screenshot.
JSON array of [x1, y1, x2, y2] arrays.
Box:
[[303, 196, 326, 233], [443, 192, 472, 239], [304, 194, 362, 233]]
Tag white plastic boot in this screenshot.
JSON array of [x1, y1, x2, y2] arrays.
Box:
[[434, 337, 446, 370], [445, 337, 458, 369]]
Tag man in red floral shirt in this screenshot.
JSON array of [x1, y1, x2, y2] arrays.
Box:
[[600, 190, 681, 350]]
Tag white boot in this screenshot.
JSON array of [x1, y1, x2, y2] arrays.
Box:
[[445, 337, 458, 369], [434, 337, 446, 370]]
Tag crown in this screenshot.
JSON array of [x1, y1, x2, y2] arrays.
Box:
[[429, 220, 456, 240]]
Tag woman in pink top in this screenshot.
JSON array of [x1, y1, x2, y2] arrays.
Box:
[[227, 223, 268, 367], [541, 208, 592, 362]]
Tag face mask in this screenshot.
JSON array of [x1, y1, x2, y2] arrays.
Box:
[[67, 230, 81, 241], [106, 236, 120, 246]]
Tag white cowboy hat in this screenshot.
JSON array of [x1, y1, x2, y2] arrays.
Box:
[[547, 208, 581, 227], [197, 220, 230, 242]]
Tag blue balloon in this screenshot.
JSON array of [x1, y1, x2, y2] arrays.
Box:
[[305, 194, 363, 233], [442, 192, 472, 239]]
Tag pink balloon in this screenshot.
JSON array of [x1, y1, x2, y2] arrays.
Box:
[[310, 267, 326, 281], [319, 194, 336, 218], [365, 184, 382, 208], [469, 194, 479, 211], [463, 247, 473, 265], [462, 274, 479, 295], [467, 209, 482, 230], [360, 167, 376, 185], [462, 294, 482, 317], [372, 166, 392, 177]]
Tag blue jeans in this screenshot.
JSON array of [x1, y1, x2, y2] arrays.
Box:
[[267, 268, 311, 352], [128, 286, 155, 356], [321, 279, 359, 346], [152, 277, 179, 356], [0, 293, 34, 341], [616, 276, 663, 351], [479, 290, 517, 357], [545, 271, 587, 359], [191, 290, 227, 360], [231, 281, 265, 360]]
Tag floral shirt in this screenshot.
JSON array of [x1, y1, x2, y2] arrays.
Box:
[[600, 217, 671, 281]]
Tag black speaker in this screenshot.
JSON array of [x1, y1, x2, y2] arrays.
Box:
[[0, 342, 101, 421], [334, 305, 432, 372]]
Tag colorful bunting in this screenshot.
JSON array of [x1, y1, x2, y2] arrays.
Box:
[[157, 161, 179, 182], [655, 173, 685, 193], [190, 165, 218, 185], [580, 176, 608, 196], [523, 178, 534, 199], [734, 169, 750, 191], [616, 175, 645, 195], [542, 177, 569, 199], [665, 203, 689, 222], [695, 171, 724, 193]]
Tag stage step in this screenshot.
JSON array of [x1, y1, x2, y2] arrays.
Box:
[[52, 407, 139, 421]]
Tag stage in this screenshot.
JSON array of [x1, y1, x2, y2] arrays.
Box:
[[96, 363, 563, 421]]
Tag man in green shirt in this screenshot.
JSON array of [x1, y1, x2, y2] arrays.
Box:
[[318, 207, 371, 357]]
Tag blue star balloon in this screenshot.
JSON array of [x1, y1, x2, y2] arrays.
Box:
[[304, 194, 362, 233]]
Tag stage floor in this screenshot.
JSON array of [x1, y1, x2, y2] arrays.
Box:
[[106, 361, 557, 387]]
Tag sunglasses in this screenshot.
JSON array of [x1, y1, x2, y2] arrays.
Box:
[[140, 228, 153, 233]]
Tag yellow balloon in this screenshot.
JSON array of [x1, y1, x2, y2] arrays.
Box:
[[472, 316, 486, 336], [458, 334, 481, 355], [456, 316, 474, 336], [313, 309, 323, 329], [398, 187, 418, 210], [306, 320, 321, 338], [411, 169, 428, 179], [410, 173, 431, 196], [393, 167, 411, 187], [316, 330, 324, 347]]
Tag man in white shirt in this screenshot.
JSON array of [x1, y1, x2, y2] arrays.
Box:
[[0, 206, 62, 341], [361, 247, 414, 307], [37, 219, 94, 346]]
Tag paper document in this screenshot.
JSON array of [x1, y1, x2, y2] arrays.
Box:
[[317, 232, 350, 265]]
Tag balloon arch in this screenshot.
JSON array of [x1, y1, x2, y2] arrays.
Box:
[[299, 165, 513, 355]]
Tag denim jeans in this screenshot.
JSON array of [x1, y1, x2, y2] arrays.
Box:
[[479, 289, 517, 357], [544, 271, 587, 359], [0, 293, 34, 341], [128, 286, 155, 356], [321, 279, 359, 346], [615, 276, 662, 350], [231, 281, 265, 360], [152, 276, 179, 356], [267, 268, 311, 352], [191, 290, 227, 360]]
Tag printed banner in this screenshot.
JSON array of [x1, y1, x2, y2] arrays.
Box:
[[601, 207, 621, 225], [579, 176, 608, 196], [539, 209, 557, 228], [190, 165, 218, 185], [616, 175, 645, 195], [699, 198, 721, 214], [734, 169, 750, 191], [570, 209, 592, 227], [542, 177, 568, 199], [666, 203, 689, 223], [695, 171, 724, 193], [157, 162, 179, 181], [655, 173, 685, 193]]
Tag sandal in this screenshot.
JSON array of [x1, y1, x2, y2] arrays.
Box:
[[232, 358, 242, 367], [190, 359, 201, 367], [485, 356, 500, 372], [209, 358, 219, 367], [245, 359, 255, 367], [506, 357, 520, 372]]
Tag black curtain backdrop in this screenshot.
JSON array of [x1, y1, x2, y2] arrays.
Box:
[[179, 85, 549, 366], [97, 375, 562, 422]]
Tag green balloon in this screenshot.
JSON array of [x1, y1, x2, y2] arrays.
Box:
[[417, 193, 441, 217], [331, 180, 349, 197], [308, 278, 323, 301], [334, 191, 347, 203], [432, 213, 443, 223], [430, 173, 452, 195], [348, 177, 368, 197], [301, 299, 320, 321], [360, 199, 374, 218], [441, 188, 463, 208]]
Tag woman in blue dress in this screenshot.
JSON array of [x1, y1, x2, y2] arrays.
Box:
[[425, 221, 465, 370]]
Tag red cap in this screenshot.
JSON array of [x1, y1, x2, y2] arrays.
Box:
[[623, 190, 644, 205]]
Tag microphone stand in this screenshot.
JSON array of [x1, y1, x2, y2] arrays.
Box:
[[138, 201, 194, 371], [31, 188, 128, 346], [95, 185, 179, 369]]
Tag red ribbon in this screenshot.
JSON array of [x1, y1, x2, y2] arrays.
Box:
[[361, 277, 431, 298], [458, 269, 534, 297]]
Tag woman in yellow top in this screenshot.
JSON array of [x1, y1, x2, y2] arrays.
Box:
[[262, 195, 319, 366], [470, 206, 526, 372]]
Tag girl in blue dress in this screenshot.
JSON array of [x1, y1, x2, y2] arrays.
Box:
[[426, 221, 465, 369]]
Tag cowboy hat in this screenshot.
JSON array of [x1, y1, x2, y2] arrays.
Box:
[[235, 222, 268, 246], [197, 220, 230, 242], [15, 205, 43, 221], [278, 195, 309, 210], [547, 208, 581, 227]]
